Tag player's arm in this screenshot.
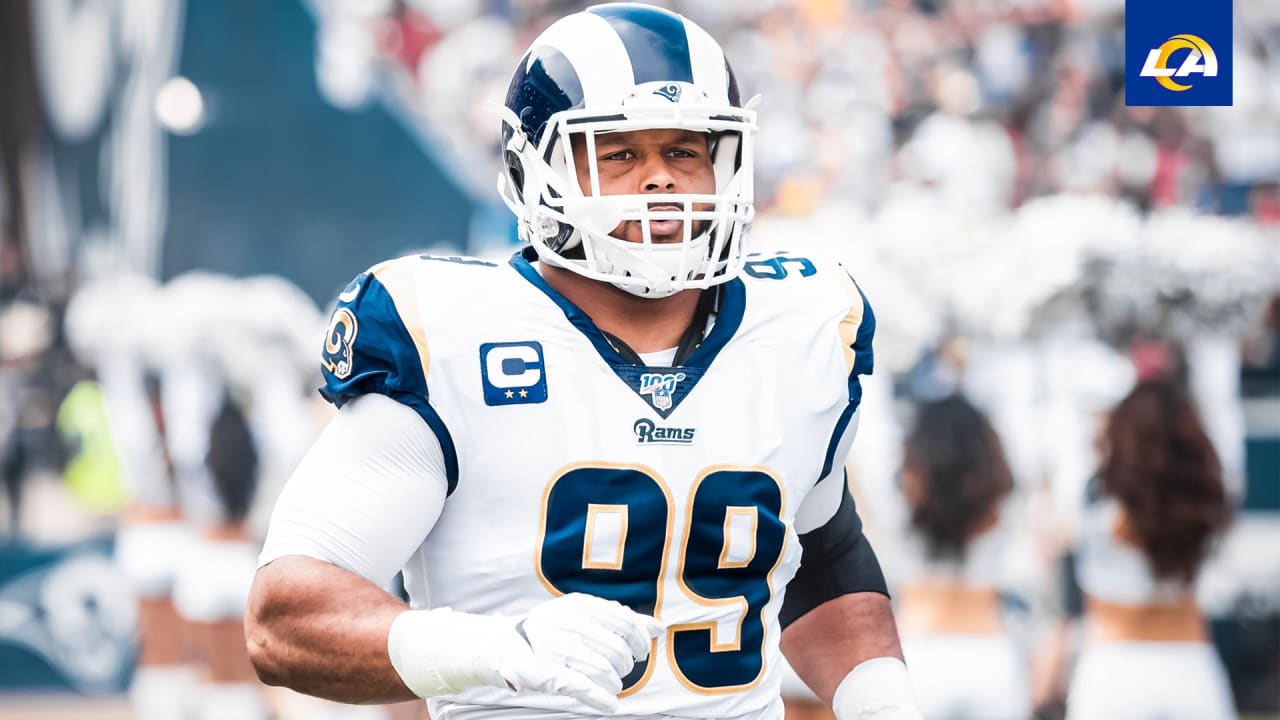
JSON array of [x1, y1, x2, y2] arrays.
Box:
[[780, 273, 921, 719], [246, 266, 453, 702], [247, 394, 658, 709], [249, 557, 412, 701], [247, 266, 659, 710], [246, 393, 440, 703], [780, 465, 916, 719]]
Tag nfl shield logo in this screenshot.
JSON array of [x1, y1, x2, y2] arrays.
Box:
[[639, 372, 685, 412]]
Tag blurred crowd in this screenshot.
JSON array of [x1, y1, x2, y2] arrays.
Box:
[[0, 1, 1277, 719], [314, 0, 1280, 219]]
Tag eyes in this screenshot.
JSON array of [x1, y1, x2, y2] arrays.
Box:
[[571, 134, 714, 194], [599, 146, 702, 163]]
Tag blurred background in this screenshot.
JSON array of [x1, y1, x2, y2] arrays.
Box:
[[0, 0, 1276, 718]]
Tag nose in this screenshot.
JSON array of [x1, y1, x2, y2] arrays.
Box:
[[640, 155, 676, 193]]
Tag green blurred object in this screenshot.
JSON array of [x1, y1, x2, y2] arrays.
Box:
[[55, 381, 127, 514]]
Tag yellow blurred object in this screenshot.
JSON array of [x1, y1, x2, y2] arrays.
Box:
[[800, 0, 845, 27], [56, 380, 128, 514], [775, 174, 824, 216]]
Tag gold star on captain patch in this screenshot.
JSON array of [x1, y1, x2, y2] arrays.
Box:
[[504, 390, 514, 399], [519, 389, 529, 398]]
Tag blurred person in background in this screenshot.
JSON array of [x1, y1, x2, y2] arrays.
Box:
[[110, 373, 197, 720], [64, 277, 203, 720], [894, 395, 1027, 720], [1063, 378, 1235, 720], [0, 299, 68, 533], [136, 278, 256, 715], [62, 272, 332, 719], [172, 390, 269, 720]]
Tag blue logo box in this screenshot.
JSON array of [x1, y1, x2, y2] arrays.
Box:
[[1125, 0, 1232, 106]]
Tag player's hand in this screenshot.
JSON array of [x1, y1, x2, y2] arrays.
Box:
[[387, 595, 663, 714], [511, 593, 664, 703]]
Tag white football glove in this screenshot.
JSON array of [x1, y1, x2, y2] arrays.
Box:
[[832, 657, 923, 720], [388, 593, 663, 713]]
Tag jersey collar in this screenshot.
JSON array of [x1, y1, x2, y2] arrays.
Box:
[[509, 248, 746, 418]]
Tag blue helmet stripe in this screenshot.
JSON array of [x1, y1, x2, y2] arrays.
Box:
[[588, 5, 693, 85], [505, 47, 584, 144]]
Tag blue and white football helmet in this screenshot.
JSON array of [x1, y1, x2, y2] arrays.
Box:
[[495, 3, 758, 298]]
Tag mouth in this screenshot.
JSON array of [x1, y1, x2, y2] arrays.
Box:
[[643, 203, 684, 240]]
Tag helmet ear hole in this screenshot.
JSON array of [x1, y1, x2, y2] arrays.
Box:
[[541, 186, 577, 252], [555, 225, 582, 256]]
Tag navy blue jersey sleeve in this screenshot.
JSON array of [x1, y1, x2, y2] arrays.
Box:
[[318, 267, 459, 493]]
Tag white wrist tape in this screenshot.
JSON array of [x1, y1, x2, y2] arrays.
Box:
[[832, 656, 922, 720], [387, 608, 511, 698]]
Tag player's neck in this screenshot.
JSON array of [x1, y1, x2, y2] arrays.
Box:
[[539, 264, 702, 354]]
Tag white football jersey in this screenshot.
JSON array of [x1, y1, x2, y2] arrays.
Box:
[[319, 249, 875, 720]]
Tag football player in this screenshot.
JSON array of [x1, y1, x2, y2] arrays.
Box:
[[247, 4, 921, 719]]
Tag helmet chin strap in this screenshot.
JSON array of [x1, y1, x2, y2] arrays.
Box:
[[590, 230, 712, 298]]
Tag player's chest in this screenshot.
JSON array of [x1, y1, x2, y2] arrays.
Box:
[[435, 323, 800, 457]]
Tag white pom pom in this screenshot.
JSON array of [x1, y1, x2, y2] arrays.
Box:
[[64, 274, 160, 363]]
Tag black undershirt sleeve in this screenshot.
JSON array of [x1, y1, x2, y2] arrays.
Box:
[[780, 478, 889, 630]]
